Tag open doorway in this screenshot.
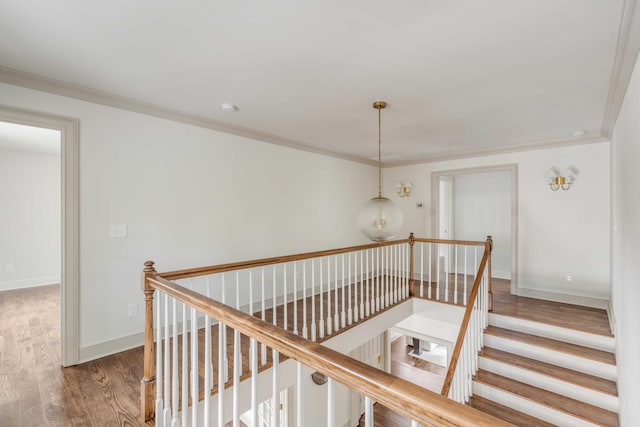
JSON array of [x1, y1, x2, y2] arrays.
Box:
[[432, 165, 518, 292], [0, 107, 80, 367]]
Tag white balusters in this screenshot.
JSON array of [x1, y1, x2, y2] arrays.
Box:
[[272, 350, 280, 427], [420, 243, 424, 297], [217, 320, 225, 427], [359, 251, 365, 321], [233, 274, 242, 427], [171, 298, 180, 427], [163, 292, 170, 426], [181, 298, 188, 427], [190, 306, 198, 426], [302, 260, 308, 339], [326, 257, 332, 335], [334, 256, 339, 331], [454, 245, 458, 305], [296, 362, 304, 427], [364, 396, 373, 427], [204, 280, 213, 425], [261, 268, 267, 364], [273, 266, 277, 330], [428, 243, 432, 299], [155, 292, 163, 427], [293, 262, 298, 336], [311, 258, 317, 341], [340, 254, 346, 329], [464, 246, 468, 304], [319, 257, 325, 339], [250, 338, 258, 427], [365, 249, 371, 317], [283, 264, 287, 331], [347, 253, 353, 325], [327, 377, 335, 427]]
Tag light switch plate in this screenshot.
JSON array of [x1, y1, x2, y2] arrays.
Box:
[[110, 224, 128, 238]]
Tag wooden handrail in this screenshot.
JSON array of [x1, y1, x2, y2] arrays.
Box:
[[158, 238, 410, 280], [146, 274, 511, 427], [159, 236, 488, 281], [413, 237, 486, 246], [440, 239, 491, 397]]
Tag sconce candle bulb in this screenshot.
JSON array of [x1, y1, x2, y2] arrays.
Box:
[[545, 166, 578, 191]]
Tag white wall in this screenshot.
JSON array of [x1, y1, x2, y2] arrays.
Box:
[[0, 148, 61, 290], [0, 82, 376, 356], [452, 171, 512, 279], [384, 141, 610, 303], [611, 53, 640, 426]]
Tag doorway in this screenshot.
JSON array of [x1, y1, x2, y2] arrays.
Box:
[[432, 165, 518, 292], [0, 107, 80, 366]]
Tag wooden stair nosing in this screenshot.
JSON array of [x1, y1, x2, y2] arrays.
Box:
[[469, 395, 556, 427], [474, 370, 620, 427], [479, 347, 618, 397], [484, 326, 616, 366]]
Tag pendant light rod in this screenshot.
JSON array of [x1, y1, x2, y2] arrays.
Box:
[[373, 101, 387, 198]]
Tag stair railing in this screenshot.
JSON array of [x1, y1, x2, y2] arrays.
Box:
[[140, 234, 499, 425], [440, 236, 493, 403]]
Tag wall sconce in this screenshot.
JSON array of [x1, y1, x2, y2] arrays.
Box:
[[545, 166, 578, 191], [395, 181, 413, 197]]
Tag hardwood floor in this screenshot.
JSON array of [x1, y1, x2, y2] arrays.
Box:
[[414, 277, 613, 336], [0, 284, 152, 427]]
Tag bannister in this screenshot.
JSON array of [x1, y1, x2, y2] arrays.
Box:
[[145, 273, 509, 426], [141, 234, 500, 426], [440, 236, 493, 401]]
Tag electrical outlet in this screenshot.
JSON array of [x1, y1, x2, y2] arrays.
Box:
[[566, 274, 573, 282], [127, 303, 138, 318], [5, 264, 14, 273]]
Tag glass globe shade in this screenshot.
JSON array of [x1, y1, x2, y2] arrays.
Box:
[[357, 196, 403, 242]]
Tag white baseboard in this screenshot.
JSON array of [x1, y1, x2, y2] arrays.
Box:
[[0, 275, 60, 291], [78, 332, 144, 364], [514, 286, 608, 310]]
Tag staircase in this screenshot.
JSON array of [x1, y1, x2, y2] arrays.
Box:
[[469, 313, 619, 426]]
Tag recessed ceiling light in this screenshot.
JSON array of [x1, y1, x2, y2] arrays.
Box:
[[572, 130, 587, 137], [220, 103, 238, 112]]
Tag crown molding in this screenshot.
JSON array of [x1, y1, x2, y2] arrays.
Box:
[[0, 65, 376, 166], [601, 0, 640, 137], [385, 134, 608, 168]]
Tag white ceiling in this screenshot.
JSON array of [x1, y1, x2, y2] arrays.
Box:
[[0, 121, 60, 154], [0, 0, 625, 164]]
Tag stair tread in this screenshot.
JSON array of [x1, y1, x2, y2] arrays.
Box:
[[485, 326, 616, 365], [480, 347, 618, 396], [469, 395, 556, 427], [475, 370, 620, 427]]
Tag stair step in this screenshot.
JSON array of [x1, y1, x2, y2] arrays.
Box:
[[485, 326, 615, 365], [480, 347, 618, 397], [474, 370, 619, 427], [489, 313, 615, 352], [469, 396, 556, 427]]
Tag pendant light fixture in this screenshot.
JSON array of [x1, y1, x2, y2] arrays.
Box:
[[357, 101, 403, 241]]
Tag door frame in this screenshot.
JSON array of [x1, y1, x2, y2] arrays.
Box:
[[431, 164, 519, 293], [0, 105, 80, 366]]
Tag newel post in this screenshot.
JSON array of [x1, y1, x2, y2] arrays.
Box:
[[408, 233, 416, 297], [486, 236, 493, 312], [141, 260, 157, 421]]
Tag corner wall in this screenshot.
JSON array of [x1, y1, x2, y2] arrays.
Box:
[[611, 52, 640, 426], [0, 82, 376, 358], [384, 141, 610, 304]]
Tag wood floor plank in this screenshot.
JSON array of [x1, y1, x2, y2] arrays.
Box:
[[469, 396, 556, 427], [475, 370, 619, 427], [481, 347, 618, 396], [485, 326, 616, 365]]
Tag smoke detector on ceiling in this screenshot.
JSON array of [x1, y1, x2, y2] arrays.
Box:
[[220, 103, 238, 112]]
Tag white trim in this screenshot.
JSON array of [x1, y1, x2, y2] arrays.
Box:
[[0, 66, 375, 167], [386, 135, 607, 167], [0, 105, 80, 367], [601, 0, 640, 137], [0, 276, 61, 292], [79, 332, 144, 364], [514, 285, 609, 310], [0, 66, 612, 168], [431, 164, 519, 293]]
